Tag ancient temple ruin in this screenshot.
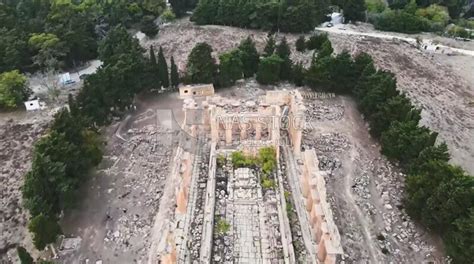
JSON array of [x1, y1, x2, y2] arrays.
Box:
[[148, 85, 343, 264]]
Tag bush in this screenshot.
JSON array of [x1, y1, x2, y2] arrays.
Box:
[[366, 0, 386, 13], [161, 8, 176, 22], [372, 9, 430, 33], [215, 217, 230, 235], [28, 214, 61, 250], [415, 4, 450, 25]]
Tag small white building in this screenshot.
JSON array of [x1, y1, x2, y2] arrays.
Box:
[[24, 99, 40, 111]]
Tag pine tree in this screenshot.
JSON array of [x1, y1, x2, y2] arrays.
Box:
[[218, 49, 243, 87], [170, 0, 186, 17], [343, 0, 366, 22], [276, 37, 292, 80], [186, 42, 217, 84], [157, 46, 169, 88], [17, 246, 33, 264], [295, 36, 306, 52], [149, 46, 157, 66], [263, 36, 276, 57], [170, 56, 180, 88], [238, 36, 260, 78]]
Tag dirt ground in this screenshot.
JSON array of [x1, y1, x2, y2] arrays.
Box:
[[0, 111, 52, 262], [327, 34, 474, 174], [302, 94, 444, 263]]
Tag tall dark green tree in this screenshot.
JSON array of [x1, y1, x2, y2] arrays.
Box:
[[256, 54, 283, 85], [140, 15, 159, 37], [185, 42, 217, 84], [263, 36, 276, 57], [170, 0, 187, 17], [28, 214, 62, 250], [276, 37, 292, 80], [157, 47, 169, 88], [218, 50, 243, 87], [238, 37, 260, 78], [170, 56, 180, 88], [295, 36, 306, 52], [343, 0, 367, 22], [17, 246, 33, 264], [381, 120, 437, 164], [292, 62, 305, 86]]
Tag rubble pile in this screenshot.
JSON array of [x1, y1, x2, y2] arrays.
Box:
[[278, 157, 309, 263], [99, 125, 172, 261], [304, 101, 345, 122], [187, 142, 211, 261]]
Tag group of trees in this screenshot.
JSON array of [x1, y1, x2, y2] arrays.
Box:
[[23, 94, 103, 251], [184, 36, 260, 87], [369, 0, 473, 36], [21, 24, 180, 256], [77, 26, 179, 126], [184, 34, 310, 88], [191, 0, 330, 32], [0, 0, 168, 73]]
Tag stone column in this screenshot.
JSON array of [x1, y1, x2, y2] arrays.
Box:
[[255, 122, 262, 140], [240, 122, 247, 140], [225, 125, 232, 145]]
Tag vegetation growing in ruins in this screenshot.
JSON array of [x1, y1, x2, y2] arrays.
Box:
[[215, 217, 231, 235]]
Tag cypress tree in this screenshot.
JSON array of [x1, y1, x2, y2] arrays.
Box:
[[263, 36, 276, 57], [295, 36, 306, 52], [276, 37, 292, 80], [157, 46, 169, 88], [149, 46, 157, 66], [170, 56, 180, 88], [237, 36, 260, 78]]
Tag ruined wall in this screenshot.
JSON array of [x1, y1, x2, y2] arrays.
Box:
[[300, 149, 343, 263]]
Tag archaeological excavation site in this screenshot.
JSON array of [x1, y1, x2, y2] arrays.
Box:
[[150, 85, 343, 263], [3, 5, 474, 262]]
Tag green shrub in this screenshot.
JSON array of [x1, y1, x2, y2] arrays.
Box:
[[17, 247, 33, 264], [415, 4, 450, 25], [372, 9, 430, 33], [295, 36, 306, 52], [215, 217, 230, 235], [161, 8, 176, 22]]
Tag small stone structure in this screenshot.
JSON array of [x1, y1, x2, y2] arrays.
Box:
[[179, 84, 215, 99], [182, 89, 305, 158]]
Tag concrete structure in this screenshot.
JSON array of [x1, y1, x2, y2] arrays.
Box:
[[24, 99, 41, 111]]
